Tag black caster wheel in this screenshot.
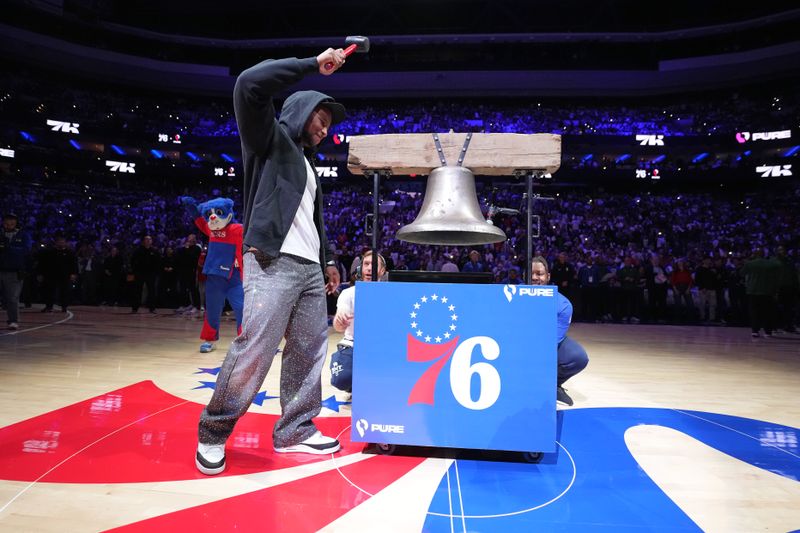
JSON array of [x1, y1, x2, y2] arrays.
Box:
[[522, 451, 543, 463], [375, 443, 396, 455]]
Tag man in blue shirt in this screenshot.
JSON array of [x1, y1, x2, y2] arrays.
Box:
[[0, 213, 33, 330], [531, 256, 589, 406], [462, 250, 485, 273]]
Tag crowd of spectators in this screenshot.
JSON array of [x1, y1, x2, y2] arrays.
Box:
[[1, 175, 797, 330], [2, 72, 798, 330], [3, 70, 797, 140]]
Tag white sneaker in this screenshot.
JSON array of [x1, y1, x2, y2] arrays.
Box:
[[196, 443, 226, 475], [274, 431, 341, 455], [8, 322, 19, 330]]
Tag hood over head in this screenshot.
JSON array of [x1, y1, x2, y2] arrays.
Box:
[[279, 90, 346, 142]]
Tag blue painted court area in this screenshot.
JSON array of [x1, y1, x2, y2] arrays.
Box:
[[422, 407, 800, 531]]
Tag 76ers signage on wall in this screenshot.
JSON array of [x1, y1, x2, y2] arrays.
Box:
[[352, 282, 557, 453]]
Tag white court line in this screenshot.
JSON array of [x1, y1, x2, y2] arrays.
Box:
[[332, 424, 578, 521], [0, 399, 190, 516], [672, 408, 800, 460], [0, 310, 74, 337], [427, 440, 577, 519], [446, 465, 455, 533], [454, 459, 467, 532]]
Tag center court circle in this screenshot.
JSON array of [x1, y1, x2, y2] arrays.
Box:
[[333, 425, 576, 518]]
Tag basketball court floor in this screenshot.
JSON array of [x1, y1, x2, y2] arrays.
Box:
[[0, 306, 798, 532]]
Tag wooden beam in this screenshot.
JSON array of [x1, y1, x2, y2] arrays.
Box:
[[347, 133, 561, 176]]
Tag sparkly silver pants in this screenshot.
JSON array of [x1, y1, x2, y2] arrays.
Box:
[[198, 252, 328, 448]]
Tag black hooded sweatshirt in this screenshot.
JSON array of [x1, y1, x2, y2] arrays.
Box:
[[233, 56, 341, 268]]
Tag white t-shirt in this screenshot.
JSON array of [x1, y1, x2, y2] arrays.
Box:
[[280, 158, 320, 263], [336, 285, 355, 346]]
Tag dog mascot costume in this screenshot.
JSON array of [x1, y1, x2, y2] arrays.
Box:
[[180, 196, 244, 353]]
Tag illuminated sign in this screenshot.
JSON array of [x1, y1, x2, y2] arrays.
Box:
[[332, 134, 351, 145], [736, 130, 791, 143], [635, 134, 664, 146], [756, 164, 792, 177], [635, 168, 661, 180], [0, 148, 14, 158], [47, 119, 80, 134], [316, 166, 339, 178], [214, 167, 235, 177], [158, 133, 182, 144], [105, 160, 136, 173]]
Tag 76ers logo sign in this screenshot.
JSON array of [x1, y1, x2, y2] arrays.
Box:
[[406, 292, 501, 410]]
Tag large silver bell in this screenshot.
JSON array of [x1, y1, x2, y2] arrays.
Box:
[[396, 166, 507, 245]]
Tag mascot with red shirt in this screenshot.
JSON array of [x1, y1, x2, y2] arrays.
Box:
[[180, 196, 244, 353]]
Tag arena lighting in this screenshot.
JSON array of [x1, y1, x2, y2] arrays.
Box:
[[581, 154, 593, 162], [615, 154, 631, 164], [150, 149, 164, 159], [783, 145, 800, 157], [110, 144, 125, 155], [0, 148, 14, 158], [186, 151, 200, 162], [19, 131, 34, 142], [652, 155, 666, 163], [69, 140, 81, 150], [47, 119, 79, 134], [221, 153, 234, 163], [692, 152, 709, 163]]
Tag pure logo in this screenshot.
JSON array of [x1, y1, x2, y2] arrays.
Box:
[[737, 130, 791, 143], [503, 285, 517, 302], [370, 423, 405, 434], [520, 287, 555, 297], [355, 418, 369, 438]]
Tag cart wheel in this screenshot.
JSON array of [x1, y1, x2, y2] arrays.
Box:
[[375, 443, 396, 455], [522, 451, 543, 463]]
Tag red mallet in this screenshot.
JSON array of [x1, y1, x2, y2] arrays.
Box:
[[324, 35, 370, 71]]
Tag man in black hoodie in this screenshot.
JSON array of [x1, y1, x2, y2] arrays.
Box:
[[197, 48, 346, 475]]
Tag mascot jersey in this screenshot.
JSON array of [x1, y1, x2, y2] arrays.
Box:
[[181, 196, 245, 344], [192, 210, 244, 281]]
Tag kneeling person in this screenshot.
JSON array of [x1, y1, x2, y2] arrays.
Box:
[[330, 250, 386, 393], [531, 256, 589, 406]]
